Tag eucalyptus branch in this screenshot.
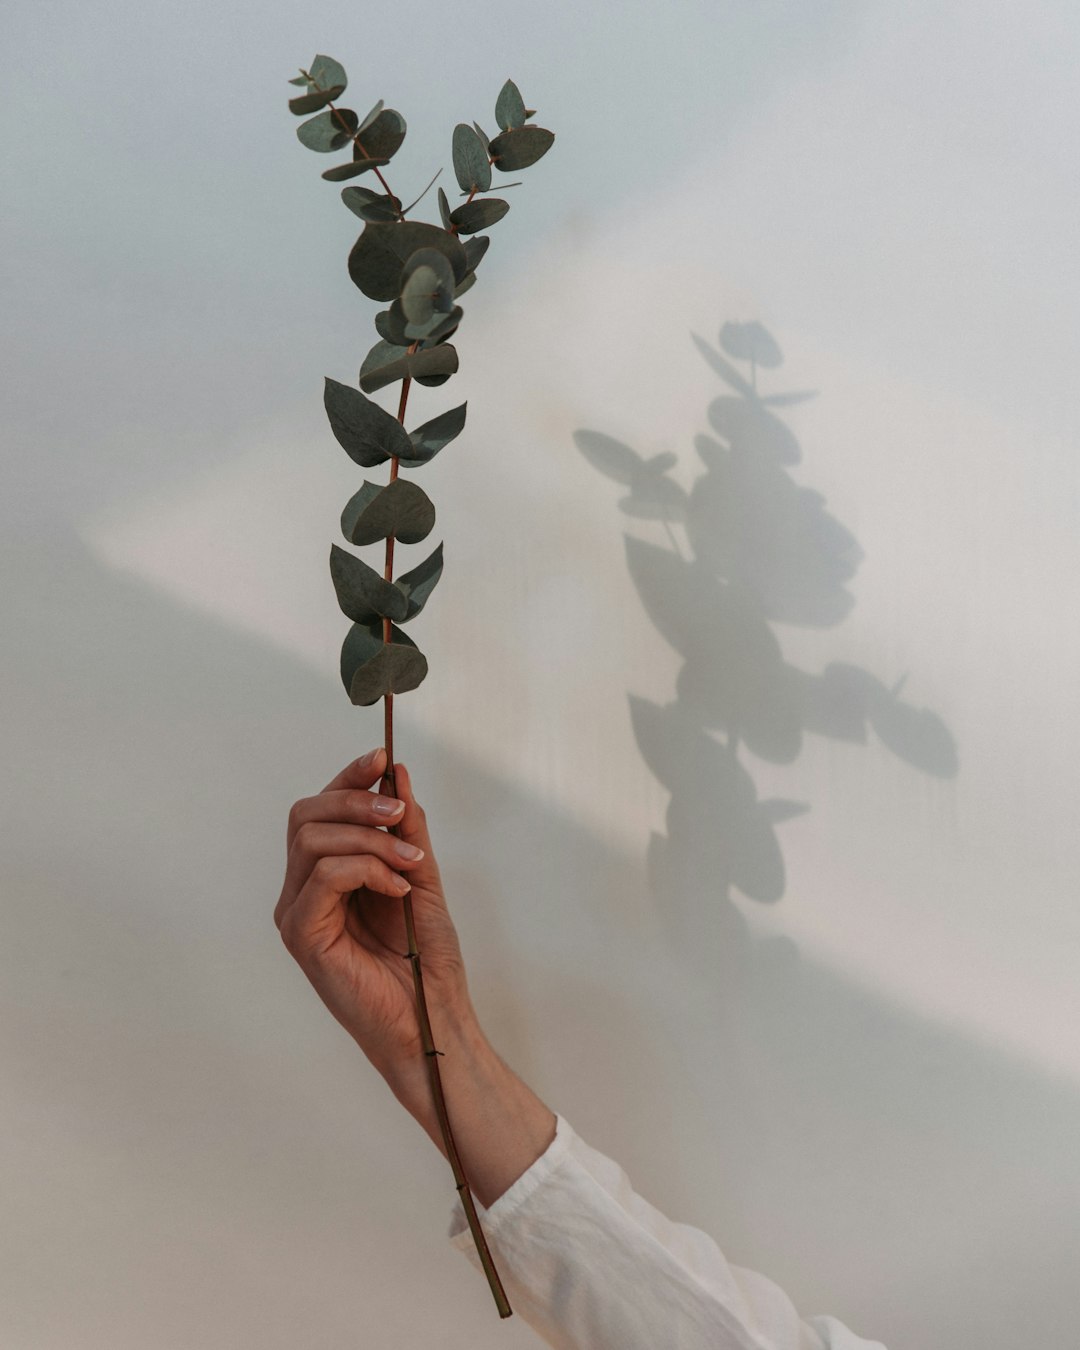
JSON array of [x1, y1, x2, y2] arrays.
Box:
[[286, 53, 555, 1321]]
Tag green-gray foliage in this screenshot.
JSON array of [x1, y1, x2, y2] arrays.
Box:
[[289, 54, 553, 709], [341, 479, 436, 545]]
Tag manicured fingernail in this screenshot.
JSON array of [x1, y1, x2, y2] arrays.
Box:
[[371, 795, 404, 817], [359, 747, 382, 767], [394, 840, 424, 862]]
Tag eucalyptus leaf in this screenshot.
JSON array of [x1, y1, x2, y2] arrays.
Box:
[[453, 272, 476, 299], [413, 345, 459, 386], [348, 222, 468, 302], [473, 121, 492, 148], [402, 402, 467, 466], [359, 341, 459, 393], [357, 99, 384, 134], [288, 74, 309, 87], [449, 198, 509, 233], [452, 123, 492, 194], [308, 55, 348, 95], [400, 248, 456, 325], [415, 306, 462, 344], [341, 478, 436, 545], [297, 107, 358, 153], [438, 186, 453, 230], [324, 376, 412, 465], [329, 543, 409, 624], [289, 88, 340, 115], [463, 236, 490, 272], [395, 542, 444, 620], [341, 186, 402, 221], [322, 156, 390, 182], [495, 78, 528, 131], [488, 125, 554, 171], [375, 303, 409, 346], [340, 622, 427, 705], [358, 108, 407, 161]]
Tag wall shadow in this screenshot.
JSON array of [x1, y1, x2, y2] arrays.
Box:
[[574, 321, 958, 978], [1, 527, 1074, 1349]]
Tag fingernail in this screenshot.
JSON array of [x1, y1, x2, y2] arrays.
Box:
[[394, 840, 424, 861], [371, 796, 404, 817], [359, 747, 382, 767]]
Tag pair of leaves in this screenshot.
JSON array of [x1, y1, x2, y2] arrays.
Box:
[[400, 248, 458, 340], [288, 55, 347, 114], [341, 479, 435, 546], [341, 621, 427, 705], [331, 541, 444, 626], [349, 221, 469, 302], [342, 185, 402, 222], [325, 379, 467, 467], [359, 340, 459, 393]]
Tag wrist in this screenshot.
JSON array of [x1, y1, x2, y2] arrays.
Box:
[[381, 1010, 558, 1209]]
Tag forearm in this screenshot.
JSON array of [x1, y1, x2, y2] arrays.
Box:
[[379, 1004, 558, 1210]]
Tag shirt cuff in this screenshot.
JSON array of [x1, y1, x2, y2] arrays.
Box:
[[446, 1110, 574, 1248]]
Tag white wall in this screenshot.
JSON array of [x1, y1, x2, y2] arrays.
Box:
[[4, 2, 1078, 1346]]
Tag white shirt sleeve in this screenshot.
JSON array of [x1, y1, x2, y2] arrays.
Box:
[[448, 1113, 886, 1350]]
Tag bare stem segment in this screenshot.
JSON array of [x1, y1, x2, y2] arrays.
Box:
[[380, 366, 512, 1319]]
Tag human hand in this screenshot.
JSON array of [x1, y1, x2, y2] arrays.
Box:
[[275, 747, 473, 1081]]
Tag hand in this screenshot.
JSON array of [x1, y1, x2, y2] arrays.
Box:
[[275, 747, 472, 1080]]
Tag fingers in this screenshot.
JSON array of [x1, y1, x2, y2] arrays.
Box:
[[289, 786, 404, 840], [280, 852, 412, 955], [320, 746, 388, 794], [286, 820, 424, 887], [390, 762, 445, 898]]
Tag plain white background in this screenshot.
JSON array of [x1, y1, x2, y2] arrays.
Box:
[[3, 1, 1078, 1345]]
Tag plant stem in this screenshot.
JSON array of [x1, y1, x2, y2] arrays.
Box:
[[378, 354, 513, 1320]]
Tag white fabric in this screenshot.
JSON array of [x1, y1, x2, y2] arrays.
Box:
[[449, 1113, 885, 1349]]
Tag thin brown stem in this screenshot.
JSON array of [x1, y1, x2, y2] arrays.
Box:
[[376, 344, 512, 1318]]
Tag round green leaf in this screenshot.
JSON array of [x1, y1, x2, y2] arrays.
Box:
[[359, 340, 459, 393], [402, 402, 467, 467], [297, 107, 359, 153], [450, 198, 509, 234], [329, 544, 409, 624], [395, 542, 444, 620], [414, 305, 462, 344], [488, 125, 554, 171], [349, 642, 429, 705], [341, 478, 436, 545], [357, 99, 384, 134], [324, 376, 412, 466], [322, 156, 390, 181], [341, 186, 402, 221], [348, 222, 468, 302], [289, 88, 341, 115], [341, 621, 427, 705], [453, 272, 476, 299], [495, 79, 528, 131], [452, 123, 492, 194], [358, 108, 406, 161], [463, 235, 490, 272], [375, 302, 410, 346], [400, 247, 456, 326], [308, 55, 348, 95]]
